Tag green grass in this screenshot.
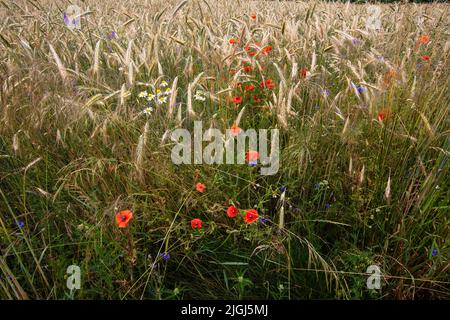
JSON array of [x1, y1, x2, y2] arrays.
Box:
[[0, 0, 449, 299]]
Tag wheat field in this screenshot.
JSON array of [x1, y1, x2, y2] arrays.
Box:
[[0, 0, 449, 299]]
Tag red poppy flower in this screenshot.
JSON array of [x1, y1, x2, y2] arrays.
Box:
[[378, 109, 390, 122], [244, 209, 258, 223], [250, 14, 256, 20], [300, 67, 309, 78], [227, 205, 238, 217], [230, 124, 241, 136], [246, 150, 260, 161], [260, 79, 275, 89], [244, 65, 252, 73], [233, 96, 243, 104], [229, 38, 239, 45], [230, 69, 237, 75], [261, 45, 272, 55], [417, 35, 430, 45], [196, 182, 206, 193], [115, 210, 133, 228], [245, 84, 255, 91], [236, 82, 243, 88], [253, 95, 262, 103], [248, 51, 256, 56], [244, 45, 251, 51], [191, 218, 203, 229], [421, 55, 430, 62]]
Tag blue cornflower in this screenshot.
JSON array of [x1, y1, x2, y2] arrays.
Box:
[[259, 217, 269, 223], [325, 203, 331, 209], [16, 220, 25, 229], [352, 38, 361, 45], [108, 31, 117, 40], [249, 160, 257, 167], [320, 88, 330, 96], [63, 13, 69, 26], [280, 186, 286, 192], [356, 85, 365, 94], [159, 252, 170, 262], [432, 248, 438, 257]]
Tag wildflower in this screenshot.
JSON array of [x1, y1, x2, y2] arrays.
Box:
[[156, 88, 162, 95], [194, 90, 206, 101], [146, 93, 156, 101], [63, 13, 69, 26], [232, 96, 243, 104], [108, 31, 118, 40], [138, 91, 148, 98], [300, 68, 310, 79], [143, 106, 153, 115], [417, 35, 430, 45], [229, 38, 239, 45], [244, 65, 252, 73], [245, 84, 255, 92], [260, 79, 275, 89], [354, 84, 366, 94], [196, 182, 206, 193], [352, 38, 361, 45], [382, 69, 397, 86], [421, 55, 430, 62], [261, 45, 273, 55], [250, 14, 256, 20], [246, 150, 260, 162], [164, 87, 172, 95], [160, 80, 168, 87], [16, 220, 25, 229], [236, 82, 243, 88], [378, 109, 387, 122], [259, 216, 269, 223], [191, 218, 203, 229], [249, 160, 257, 167], [244, 209, 259, 223], [159, 252, 171, 261], [158, 96, 167, 104], [115, 210, 133, 228], [432, 248, 438, 257], [325, 203, 331, 209], [227, 205, 238, 218], [253, 95, 263, 103], [248, 51, 256, 57], [320, 88, 330, 97], [279, 186, 286, 192], [230, 124, 242, 136]]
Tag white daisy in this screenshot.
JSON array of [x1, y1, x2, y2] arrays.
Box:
[[138, 91, 148, 98], [158, 96, 167, 104], [160, 80, 168, 87], [194, 90, 206, 101], [143, 106, 153, 115]]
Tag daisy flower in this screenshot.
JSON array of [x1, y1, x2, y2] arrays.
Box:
[[194, 90, 206, 101], [158, 96, 168, 104], [143, 106, 153, 115]]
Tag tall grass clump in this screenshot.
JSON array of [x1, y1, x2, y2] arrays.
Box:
[[0, 0, 448, 299]]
